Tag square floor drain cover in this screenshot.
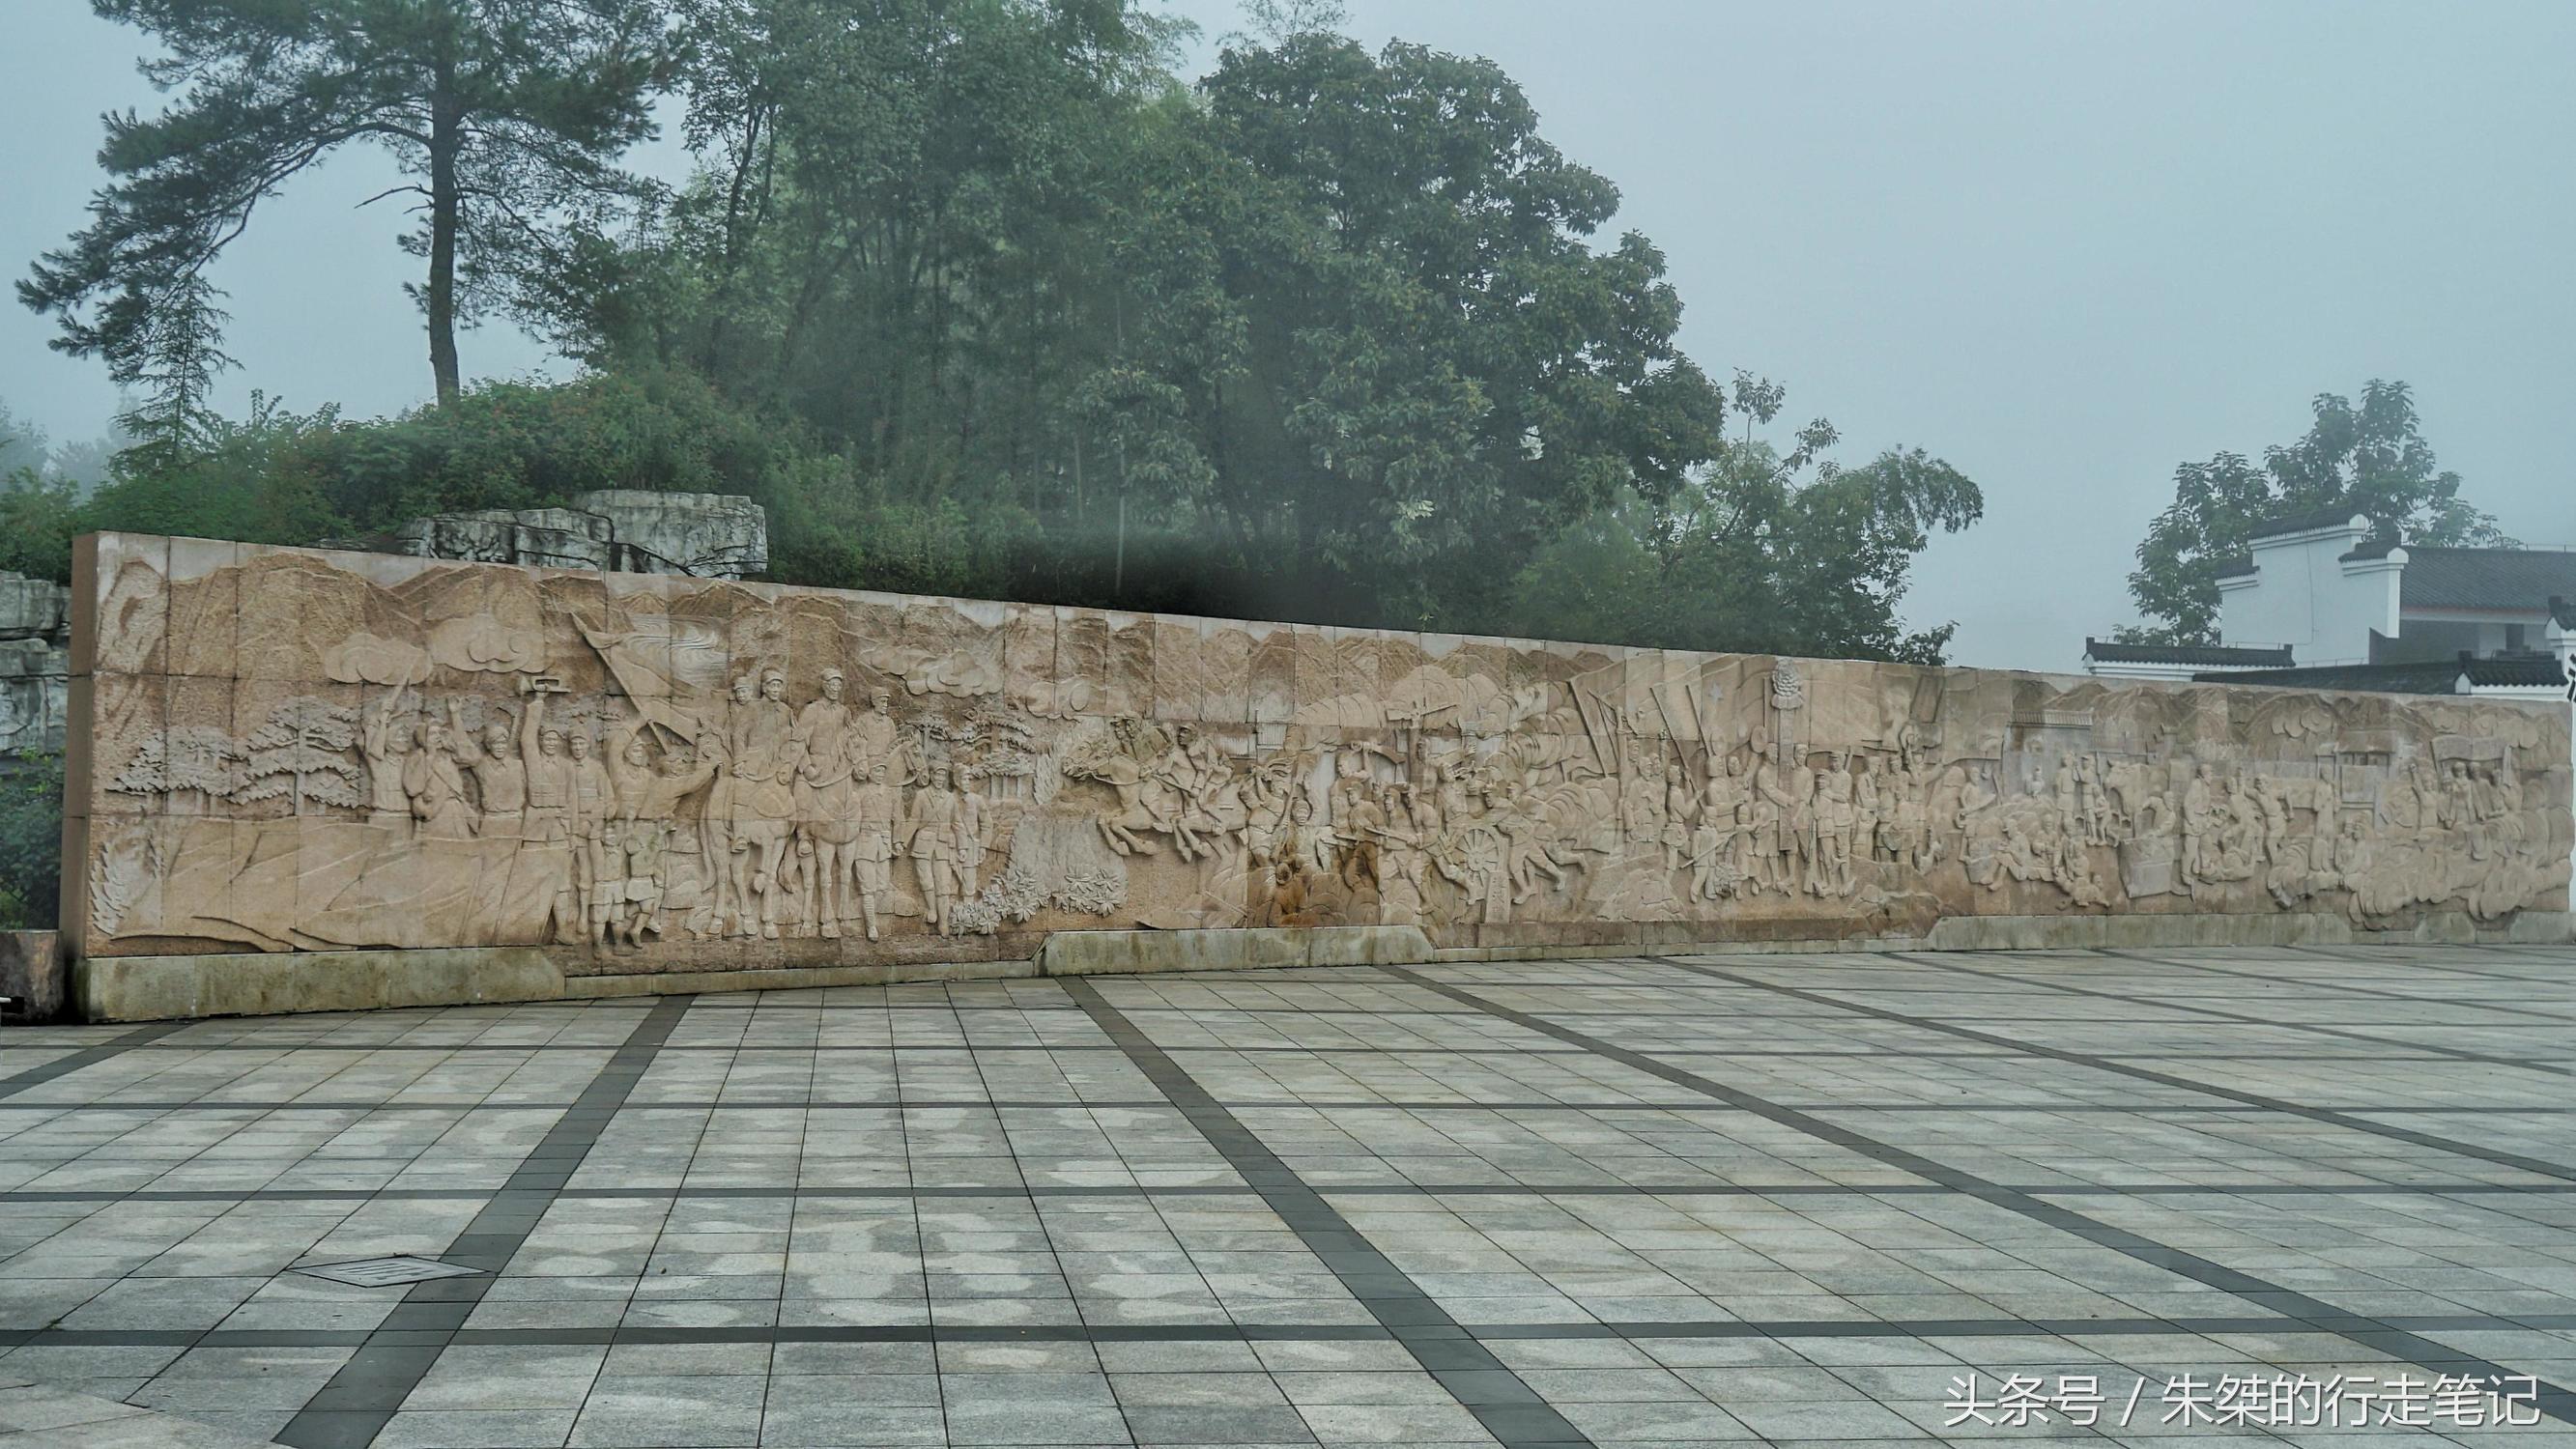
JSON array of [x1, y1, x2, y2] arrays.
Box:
[[292, 1255, 487, 1288]]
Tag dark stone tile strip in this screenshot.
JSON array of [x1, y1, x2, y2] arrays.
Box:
[[2289, 942, 2576, 983], [2098, 947, 2576, 1034], [1384, 964, 2576, 1427], [70, 1034, 2566, 1059], [0, 1022, 190, 1099], [13, 1094, 2575, 1113], [14, 1178, 2576, 1206], [72, 1039, 1615, 1055], [1060, 977, 1593, 1449], [1691, 955, 2576, 1184], [2056, 948, 2576, 1070], [12, 1310, 2576, 1354], [274, 993, 695, 1449]]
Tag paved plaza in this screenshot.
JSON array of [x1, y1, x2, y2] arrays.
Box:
[[1, 945, 2573, 1448]]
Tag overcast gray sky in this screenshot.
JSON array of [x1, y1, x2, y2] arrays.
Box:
[[5, 0, 2571, 671]]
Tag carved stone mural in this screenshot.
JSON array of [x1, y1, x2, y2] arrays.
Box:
[[61, 533, 2574, 973]]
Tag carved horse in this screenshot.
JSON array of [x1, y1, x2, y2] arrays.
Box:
[[720, 749, 798, 941], [1066, 752, 1207, 861], [794, 764, 863, 939]]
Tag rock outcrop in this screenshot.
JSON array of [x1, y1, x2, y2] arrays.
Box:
[[386, 491, 768, 580], [0, 573, 70, 758]]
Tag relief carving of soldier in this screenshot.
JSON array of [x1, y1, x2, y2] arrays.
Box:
[[1660, 762, 1696, 873], [448, 698, 529, 839], [854, 686, 900, 780], [1811, 753, 1856, 898], [1693, 752, 1745, 901], [724, 669, 798, 939], [566, 729, 611, 936], [404, 715, 478, 841], [907, 761, 963, 934], [360, 690, 414, 828], [847, 759, 900, 941], [790, 668, 864, 937]]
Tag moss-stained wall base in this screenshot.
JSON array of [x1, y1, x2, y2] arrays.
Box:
[[69, 911, 2572, 1022]]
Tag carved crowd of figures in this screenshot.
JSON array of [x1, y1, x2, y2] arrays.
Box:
[[1091, 719, 1969, 929], [341, 673, 992, 952], [1045, 702, 2562, 935], [100, 668, 2568, 952], [76, 539, 2569, 957]]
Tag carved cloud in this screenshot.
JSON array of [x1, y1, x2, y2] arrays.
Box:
[[902, 647, 1007, 699], [428, 617, 547, 675], [324, 632, 432, 687]]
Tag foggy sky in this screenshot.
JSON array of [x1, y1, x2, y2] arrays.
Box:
[[4, 0, 2571, 671]]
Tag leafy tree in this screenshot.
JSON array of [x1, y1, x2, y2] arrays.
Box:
[[1092, 30, 1730, 626], [43, 423, 132, 499], [0, 469, 79, 587], [112, 725, 240, 810], [0, 402, 50, 483], [0, 403, 87, 582], [0, 396, 130, 499], [14, 1, 1985, 665], [552, 0, 1181, 465], [2126, 380, 2510, 644], [20, 0, 679, 408], [76, 394, 348, 559], [0, 754, 64, 930], [1509, 374, 1981, 661]]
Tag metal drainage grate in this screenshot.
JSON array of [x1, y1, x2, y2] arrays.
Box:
[[291, 1255, 487, 1288]]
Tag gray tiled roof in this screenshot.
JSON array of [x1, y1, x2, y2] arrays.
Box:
[[2086, 638, 2294, 668], [2460, 654, 2571, 689], [2193, 661, 2469, 695], [2193, 653, 2569, 695], [2398, 547, 2576, 612]]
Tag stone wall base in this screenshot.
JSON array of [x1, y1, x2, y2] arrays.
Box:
[[1432, 909, 2576, 960], [68, 911, 2575, 1023]]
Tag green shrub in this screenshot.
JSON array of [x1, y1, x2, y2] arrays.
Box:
[[0, 753, 62, 930]]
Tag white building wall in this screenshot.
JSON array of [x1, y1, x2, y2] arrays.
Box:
[[2215, 515, 2401, 666]]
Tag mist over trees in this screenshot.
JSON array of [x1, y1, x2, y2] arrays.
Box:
[[20, 0, 1985, 661], [19, 0, 679, 411]]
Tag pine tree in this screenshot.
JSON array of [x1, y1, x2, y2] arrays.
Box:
[[20, 0, 679, 407], [234, 698, 361, 814]]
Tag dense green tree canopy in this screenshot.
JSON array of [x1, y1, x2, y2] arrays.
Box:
[[2126, 380, 2507, 644], [1094, 32, 1732, 626], [1510, 374, 1979, 661], [25, 0, 1986, 664]]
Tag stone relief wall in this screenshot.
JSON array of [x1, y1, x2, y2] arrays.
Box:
[[62, 533, 2573, 969]]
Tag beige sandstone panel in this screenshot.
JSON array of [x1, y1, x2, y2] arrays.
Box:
[[1053, 608, 1110, 720], [1102, 611, 1155, 721], [58, 531, 2574, 978]]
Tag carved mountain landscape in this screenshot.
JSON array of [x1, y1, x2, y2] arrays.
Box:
[[63, 534, 2574, 972]]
